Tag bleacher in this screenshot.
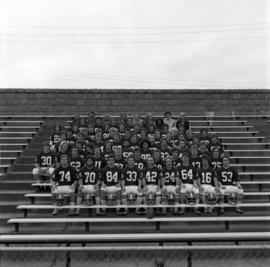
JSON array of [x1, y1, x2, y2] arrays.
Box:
[[0, 113, 269, 252]]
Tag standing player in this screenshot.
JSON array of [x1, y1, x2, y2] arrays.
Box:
[[114, 147, 126, 170], [100, 155, 122, 215], [198, 156, 219, 214], [69, 146, 85, 173], [178, 153, 201, 215], [32, 142, 56, 182], [51, 154, 77, 216], [210, 147, 223, 170], [216, 156, 244, 214], [161, 157, 180, 214], [121, 156, 143, 214], [142, 156, 162, 207], [76, 156, 101, 215], [134, 148, 146, 170]]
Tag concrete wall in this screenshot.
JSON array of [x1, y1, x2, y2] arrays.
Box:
[[0, 89, 269, 115]]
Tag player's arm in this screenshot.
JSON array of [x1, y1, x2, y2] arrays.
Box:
[[157, 170, 162, 189], [70, 168, 78, 189], [51, 169, 58, 190], [35, 155, 41, 168], [175, 170, 180, 188], [193, 169, 199, 188], [233, 169, 241, 188], [121, 171, 125, 189], [160, 171, 165, 188]]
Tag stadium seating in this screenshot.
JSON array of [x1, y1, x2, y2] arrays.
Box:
[[0, 114, 270, 247]]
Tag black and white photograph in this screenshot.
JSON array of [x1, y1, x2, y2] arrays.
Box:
[[0, 0, 269, 266]]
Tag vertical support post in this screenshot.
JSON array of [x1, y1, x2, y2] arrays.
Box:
[[187, 241, 192, 267], [66, 243, 71, 267]]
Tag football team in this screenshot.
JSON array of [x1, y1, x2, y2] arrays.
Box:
[[33, 111, 244, 216]]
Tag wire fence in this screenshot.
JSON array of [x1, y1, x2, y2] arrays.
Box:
[[0, 245, 270, 267]]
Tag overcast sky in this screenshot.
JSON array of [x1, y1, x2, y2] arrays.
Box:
[[0, 0, 269, 89]]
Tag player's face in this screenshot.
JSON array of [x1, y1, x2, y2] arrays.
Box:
[[202, 159, 209, 169], [147, 157, 154, 167], [223, 158, 230, 168], [128, 157, 135, 168], [55, 125, 60, 133], [142, 142, 148, 150], [86, 158, 94, 167], [72, 148, 78, 157], [182, 155, 189, 166], [191, 148, 198, 157], [115, 148, 122, 158], [179, 141, 186, 149], [212, 137, 218, 144], [43, 145, 50, 153], [172, 151, 178, 159], [213, 150, 219, 159], [108, 157, 115, 167], [166, 158, 172, 169], [134, 150, 141, 160], [61, 156, 68, 167], [161, 140, 167, 149], [73, 125, 79, 132], [153, 151, 160, 161], [201, 130, 207, 137]]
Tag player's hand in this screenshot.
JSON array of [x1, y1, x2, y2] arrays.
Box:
[[199, 187, 204, 194], [101, 184, 106, 189], [78, 185, 83, 190], [161, 187, 167, 194], [181, 184, 186, 190], [221, 186, 226, 190], [138, 187, 142, 193], [70, 185, 75, 191], [51, 185, 57, 192]]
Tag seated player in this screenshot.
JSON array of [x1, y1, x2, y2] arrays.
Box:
[[32, 142, 56, 182], [69, 146, 85, 173], [100, 154, 122, 215], [216, 156, 244, 214], [76, 156, 101, 215], [198, 155, 219, 214], [142, 156, 162, 207], [178, 153, 201, 215], [190, 145, 202, 170], [161, 157, 180, 215], [121, 156, 143, 214], [51, 154, 77, 216]]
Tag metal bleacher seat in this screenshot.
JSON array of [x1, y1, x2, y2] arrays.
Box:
[[7, 215, 270, 233]]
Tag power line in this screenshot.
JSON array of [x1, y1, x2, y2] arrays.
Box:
[[1, 22, 270, 30], [1, 35, 269, 43], [2, 27, 269, 37]]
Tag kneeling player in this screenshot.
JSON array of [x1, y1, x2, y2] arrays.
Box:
[[216, 156, 244, 214], [51, 154, 77, 216], [121, 156, 143, 214], [161, 157, 180, 215], [100, 155, 122, 215], [142, 156, 162, 208], [32, 142, 55, 183], [76, 156, 101, 215], [198, 155, 219, 214], [178, 153, 201, 215]]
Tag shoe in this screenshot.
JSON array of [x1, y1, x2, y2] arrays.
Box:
[[52, 208, 58, 216], [178, 208, 185, 215], [217, 207, 224, 215], [194, 208, 201, 215], [68, 209, 75, 216], [235, 207, 243, 214]]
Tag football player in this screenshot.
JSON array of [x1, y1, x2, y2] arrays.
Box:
[[100, 155, 122, 215], [216, 156, 244, 214], [93, 146, 107, 169], [32, 142, 56, 182], [178, 153, 201, 215], [142, 156, 162, 206], [76, 155, 101, 215], [134, 148, 146, 170], [163, 111, 176, 131], [210, 147, 223, 169], [114, 146, 127, 170], [69, 146, 85, 173], [190, 145, 202, 170], [159, 138, 172, 161], [51, 154, 77, 216], [198, 155, 219, 214], [49, 124, 61, 152], [161, 157, 180, 214], [121, 156, 143, 214]]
